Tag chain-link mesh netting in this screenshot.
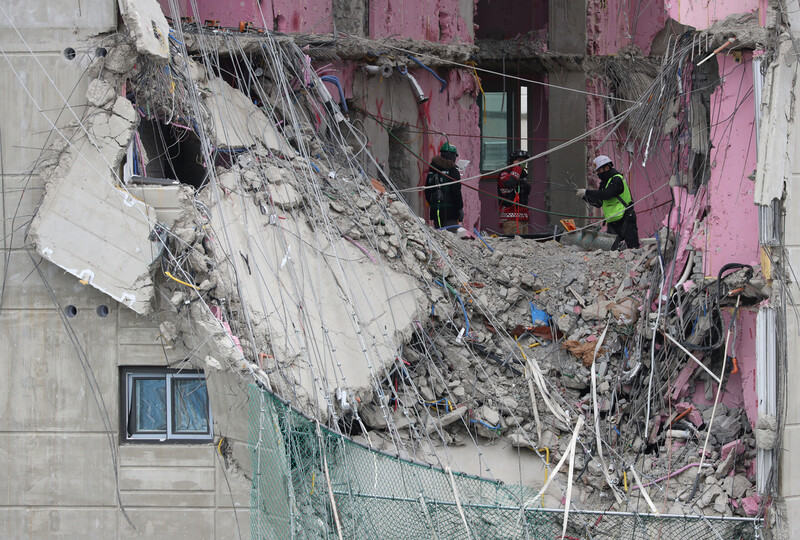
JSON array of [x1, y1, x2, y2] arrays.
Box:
[[249, 386, 761, 539]]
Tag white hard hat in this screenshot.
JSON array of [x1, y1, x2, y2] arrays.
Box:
[[593, 155, 613, 171]]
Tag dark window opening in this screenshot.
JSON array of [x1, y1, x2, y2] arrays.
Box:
[[121, 367, 213, 443], [474, 0, 547, 40], [134, 119, 207, 189]]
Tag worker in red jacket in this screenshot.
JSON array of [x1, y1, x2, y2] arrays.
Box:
[[498, 150, 531, 235]]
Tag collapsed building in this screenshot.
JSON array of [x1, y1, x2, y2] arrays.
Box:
[[1, 0, 798, 538]]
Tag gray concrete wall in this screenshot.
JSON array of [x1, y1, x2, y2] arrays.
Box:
[[0, 2, 251, 538], [547, 0, 588, 225], [549, 0, 587, 54], [779, 103, 800, 539]]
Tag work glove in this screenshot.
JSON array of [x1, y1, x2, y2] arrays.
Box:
[[576, 189, 586, 198], [458, 209, 464, 222]]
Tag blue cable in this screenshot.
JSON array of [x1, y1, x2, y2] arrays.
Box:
[[434, 280, 470, 335], [319, 76, 348, 112], [473, 228, 494, 252], [406, 55, 447, 93], [470, 418, 500, 430], [168, 30, 184, 45]]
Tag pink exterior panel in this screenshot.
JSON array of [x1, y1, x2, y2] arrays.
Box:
[[704, 55, 759, 277], [369, 0, 473, 42], [588, 0, 667, 56], [420, 70, 482, 230], [667, 0, 759, 29], [161, 0, 333, 33]]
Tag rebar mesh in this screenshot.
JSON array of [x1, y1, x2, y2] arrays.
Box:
[[249, 385, 761, 539]]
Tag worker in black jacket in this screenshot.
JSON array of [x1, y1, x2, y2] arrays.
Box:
[[425, 142, 463, 231], [576, 155, 640, 249]]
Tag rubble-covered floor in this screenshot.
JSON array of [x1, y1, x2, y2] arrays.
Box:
[[22, 8, 772, 529]]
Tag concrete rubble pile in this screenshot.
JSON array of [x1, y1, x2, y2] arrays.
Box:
[[28, 14, 771, 520]]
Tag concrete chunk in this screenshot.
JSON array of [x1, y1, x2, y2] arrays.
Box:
[[117, 0, 171, 60]]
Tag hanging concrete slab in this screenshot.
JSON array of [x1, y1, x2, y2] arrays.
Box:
[[117, 0, 171, 61], [27, 96, 158, 315], [202, 76, 293, 154]]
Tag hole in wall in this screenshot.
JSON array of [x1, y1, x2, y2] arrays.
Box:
[[134, 119, 207, 189], [96, 48, 107, 58], [63, 48, 76, 61], [65, 305, 78, 318], [387, 126, 421, 217], [96, 305, 110, 318]]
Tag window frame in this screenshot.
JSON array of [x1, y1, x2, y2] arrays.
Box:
[[121, 368, 213, 444]]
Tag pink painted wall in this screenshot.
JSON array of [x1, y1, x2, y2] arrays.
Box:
[[420, 69, 482, 230], [704, 54, 759, 277], [161, 0, 334, 33], [369, 0, 473, 42], [588, 0, 667, 55], [667, 0, 759, 29]]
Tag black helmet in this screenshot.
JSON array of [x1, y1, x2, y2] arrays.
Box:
[[508, 149, 530, 164]]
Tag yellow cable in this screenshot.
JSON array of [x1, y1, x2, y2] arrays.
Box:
[[310, 473, 316, 495], [527, 446, 550, 485], [540, 447, 550, 484], [217, 436, 225, 456], [515, 336, 528, 361], [164, 270, 199, 290], [623, 471, 628, 492]]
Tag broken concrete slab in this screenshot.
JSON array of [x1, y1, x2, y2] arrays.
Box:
[[27, 96, 157, 315], [202, 76, 293, 154], [117, 0, 170, 60]]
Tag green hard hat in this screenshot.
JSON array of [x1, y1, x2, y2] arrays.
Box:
[[440, 142, 458, 156]]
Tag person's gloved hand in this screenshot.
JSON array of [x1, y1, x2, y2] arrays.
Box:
[[576, 189, 587, 198], [458, 209, 464, 222]]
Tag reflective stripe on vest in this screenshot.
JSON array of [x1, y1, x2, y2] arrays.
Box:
[[601, 174, 632, 223]]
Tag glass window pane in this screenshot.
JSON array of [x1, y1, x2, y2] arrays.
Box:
[[171, 378, 210, 434], [134, 378, 166, 432], [481, 92, 509, 172]]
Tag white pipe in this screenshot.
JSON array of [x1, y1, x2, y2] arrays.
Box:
[[665, 429, 691, 439], [675, 252, 694, 288], [363, 65, 393, 78], [404, 72, 429, 104], [664, 332, 721, 384]]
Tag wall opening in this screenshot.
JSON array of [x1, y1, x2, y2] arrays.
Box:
[[134, 119, 207, 189], [387, 126, 422, 217]]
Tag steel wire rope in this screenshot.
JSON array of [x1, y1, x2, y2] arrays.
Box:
[[166, 21, 748, 536]]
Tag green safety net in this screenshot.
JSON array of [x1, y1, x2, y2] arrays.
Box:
[[248, 385, 761, 539]]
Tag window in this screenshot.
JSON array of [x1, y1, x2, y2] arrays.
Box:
[[121, 368, 213, 443], [480, 91, 515, 172]]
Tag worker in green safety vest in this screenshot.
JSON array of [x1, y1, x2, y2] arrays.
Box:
[[576, 155, 640, 249], [424, 142, 463, 232]]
